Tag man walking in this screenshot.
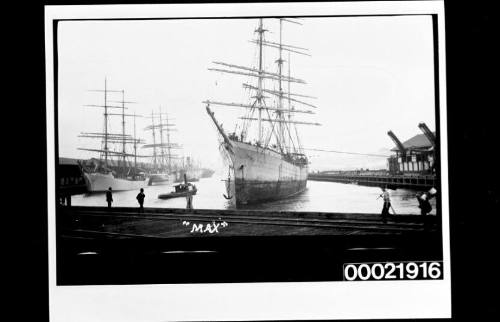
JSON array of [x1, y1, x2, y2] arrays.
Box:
[[379, 186, 391, 223], [136, 188, 145, 213], [106, 187, 113, 208]]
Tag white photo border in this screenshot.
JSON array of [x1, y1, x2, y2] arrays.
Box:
[[45, 1, 450, 320]]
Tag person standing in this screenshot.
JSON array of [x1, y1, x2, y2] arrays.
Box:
[[106, 187, 113, 208], [417, 187, 437, 227], [186, 189, 193, 210], [136, 188, 145, 213], [418, 187, 437, 215], [380, 186, 391, 223], [417, 192, 432, 216]]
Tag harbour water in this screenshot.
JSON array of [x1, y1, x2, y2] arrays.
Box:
[[71, 175, 437, 215]]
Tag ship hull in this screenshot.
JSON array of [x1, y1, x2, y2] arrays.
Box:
[[84, 172, 149, 192], [175, 168, 203, 183], [222, 140, 307, 205], [233, 178, 306, 204], [148, 173, 175, 186]]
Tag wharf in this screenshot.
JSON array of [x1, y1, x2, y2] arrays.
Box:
[[57, 206, 441, 284], [308, 171, 436, 190], [59, 206, 438, 238]]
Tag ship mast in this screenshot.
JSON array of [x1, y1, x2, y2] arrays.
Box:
[[204, 18, 319, 154], [104, 78, 108, 164], [121, 91, 126, 173], [109, 89, 128, 174], [165, 110, 172, 172], [287, 51, 293, 153], [158, 106, 165, 171], [277, 18, 284, 152], [142, 109, 181, 174], [107, 90, 137, 175], [157, 106, 176, 173], [257, 18, 265, 144], [131, 112, 145, 178], [151, 111, 157, 172], [81, 78, 123, 168], [134, 111, 137, 171]]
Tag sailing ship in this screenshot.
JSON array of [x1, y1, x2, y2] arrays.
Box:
[[142, 107, 181, 185], [78, 79, 149, 192], [175, 156, 203, 183], [200, 168, 216, 179], [204, 18, 320, 205]]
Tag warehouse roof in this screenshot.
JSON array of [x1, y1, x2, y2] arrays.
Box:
[[391, 132, 435, 152]]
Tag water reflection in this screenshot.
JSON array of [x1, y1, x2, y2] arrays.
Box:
[[72, 176, 436, 215]]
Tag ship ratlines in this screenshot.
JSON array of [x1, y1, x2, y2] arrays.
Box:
[[204, 18, 320, 205], [78, 79, 149, 192]]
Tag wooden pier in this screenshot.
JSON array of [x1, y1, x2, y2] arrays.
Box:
[[308, 171, 437, 190], [57, 206, 441, 285]]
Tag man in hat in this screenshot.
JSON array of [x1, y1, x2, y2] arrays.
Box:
[[186, 187, 194, 210], [106, 187, 113, 208], [136, 188, 145, 213]]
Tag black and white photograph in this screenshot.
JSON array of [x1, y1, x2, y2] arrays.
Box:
[[45, 1, 451, 320]]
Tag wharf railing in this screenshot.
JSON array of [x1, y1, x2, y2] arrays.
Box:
[[308, 171, 436, 189]]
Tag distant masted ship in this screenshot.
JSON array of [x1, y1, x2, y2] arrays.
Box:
[[142, 107, 180, 185], [78, 79, 149, 192], [205, 18, 320, 205]]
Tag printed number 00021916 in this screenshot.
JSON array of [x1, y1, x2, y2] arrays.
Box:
[[343, 261, 443, 281]]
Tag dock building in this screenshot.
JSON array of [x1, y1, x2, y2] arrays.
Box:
[[387, 123, 436, 175]]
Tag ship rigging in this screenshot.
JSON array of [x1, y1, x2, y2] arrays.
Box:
[[142, 107, 182, 185], [205, 18, 320, 205], [78, 78, 148, 191]]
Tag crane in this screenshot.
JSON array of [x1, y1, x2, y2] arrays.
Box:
[[418, 122, 436, 147], [387, 130, 406, 155]]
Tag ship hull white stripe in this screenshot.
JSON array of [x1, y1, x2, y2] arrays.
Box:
[[84, 172, 149, 192]]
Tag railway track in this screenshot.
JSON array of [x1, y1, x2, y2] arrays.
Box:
[[63, 207, 434, 235]]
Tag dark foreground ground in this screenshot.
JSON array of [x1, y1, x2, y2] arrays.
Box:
[[57, 206, 442, 285]]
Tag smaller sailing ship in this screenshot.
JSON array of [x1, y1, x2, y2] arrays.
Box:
[[78, 78, 149, 192], [175, 156, 203, 183], [142, 107, 181, 185], [200, 168, 215, 178]]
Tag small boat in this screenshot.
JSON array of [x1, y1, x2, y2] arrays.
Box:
[[158, 182, 197, 199]]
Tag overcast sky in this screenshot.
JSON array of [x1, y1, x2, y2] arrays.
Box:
[[57, 15, 436, 171]]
